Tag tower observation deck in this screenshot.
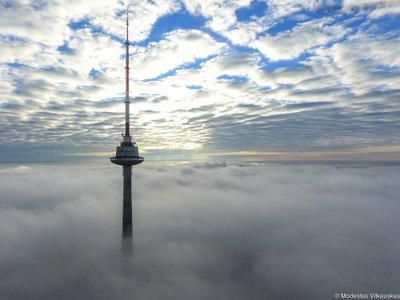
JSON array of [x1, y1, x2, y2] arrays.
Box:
[[110, 10, 144, 166]]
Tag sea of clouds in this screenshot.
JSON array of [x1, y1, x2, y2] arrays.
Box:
[[1, 161, 400, 299]]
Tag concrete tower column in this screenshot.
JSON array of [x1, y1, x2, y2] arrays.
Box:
[[122, 166, 132, 239]]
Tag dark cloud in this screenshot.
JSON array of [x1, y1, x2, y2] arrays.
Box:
[[188, 104, 218, 113], [236, 103, 261, 110], [215, 54, 259, 70], [284, 101, 335, 109], [151, 95, 169, 103], [198, 97, 400, 152], [291, 87, 346, 97], [1, 162, 400, 299]]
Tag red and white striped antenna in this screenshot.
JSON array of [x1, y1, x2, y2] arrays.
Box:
[[123, 8, 132, 145]]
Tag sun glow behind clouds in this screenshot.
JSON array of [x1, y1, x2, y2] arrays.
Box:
[[0, 0, 400, 161]]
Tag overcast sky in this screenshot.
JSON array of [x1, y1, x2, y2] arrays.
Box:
[[1, 0, 400, 162]]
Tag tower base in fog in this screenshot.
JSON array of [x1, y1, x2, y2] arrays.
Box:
[[110, 144, 144, 166], [122, 166, 132, 239], [121, 165, 133, 254]]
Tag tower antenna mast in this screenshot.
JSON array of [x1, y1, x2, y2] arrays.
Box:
[[124, 9, 131, 144]]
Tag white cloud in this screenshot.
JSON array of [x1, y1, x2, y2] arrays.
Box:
[[266, 0, 335, 18], [0, 0, 184, 106], [343, 0, 400, 18], [0, 1, 69, 47], [252, 17, 346, 61], [0, 0, 180, 46], [182, 0, 251, 32], [221, 22, 263, 45], [180, 0, 338, 48], [131, 29, 226, 80], [121, 0, 182, 42], [0, 36, 42, 64], [309, 30, 400, 95]]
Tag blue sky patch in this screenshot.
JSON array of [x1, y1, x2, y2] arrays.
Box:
[[7, 62, 26, 68], [68, 19, 106, 35], [69, 19, 91, 30], [217, 75, 249, 82], [137, 10, 206, 46], [57, 43, 73, 54], [258, 86, 271, 92], [266, 16, 302, 35], [186, 85, 203, 90], [363, 15, 400, 36], [235, 0, 267, 22], [89, 68, 101, 78], [153, 10, 206, 35], [143, 55, 217, 82], [143, 69, 177, 82]]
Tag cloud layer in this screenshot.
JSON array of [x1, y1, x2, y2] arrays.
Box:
[[1, 162, 400, 299]]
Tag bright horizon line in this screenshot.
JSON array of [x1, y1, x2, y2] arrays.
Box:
[[70, 145, 400, 161]]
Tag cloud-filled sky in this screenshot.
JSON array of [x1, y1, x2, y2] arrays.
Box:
[[1, 0, 400, 161], [1, 162, 400, 299]]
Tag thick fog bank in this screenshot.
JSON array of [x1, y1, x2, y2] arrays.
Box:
[[1, 162, 399, 300]]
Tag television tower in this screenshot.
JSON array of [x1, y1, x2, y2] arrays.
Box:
[[110, 10, 144, 166], [111, 10, 143, 248]]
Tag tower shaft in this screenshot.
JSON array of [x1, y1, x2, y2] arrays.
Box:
[[122, 165, 133, 254], [122, 166, 133, 239]]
